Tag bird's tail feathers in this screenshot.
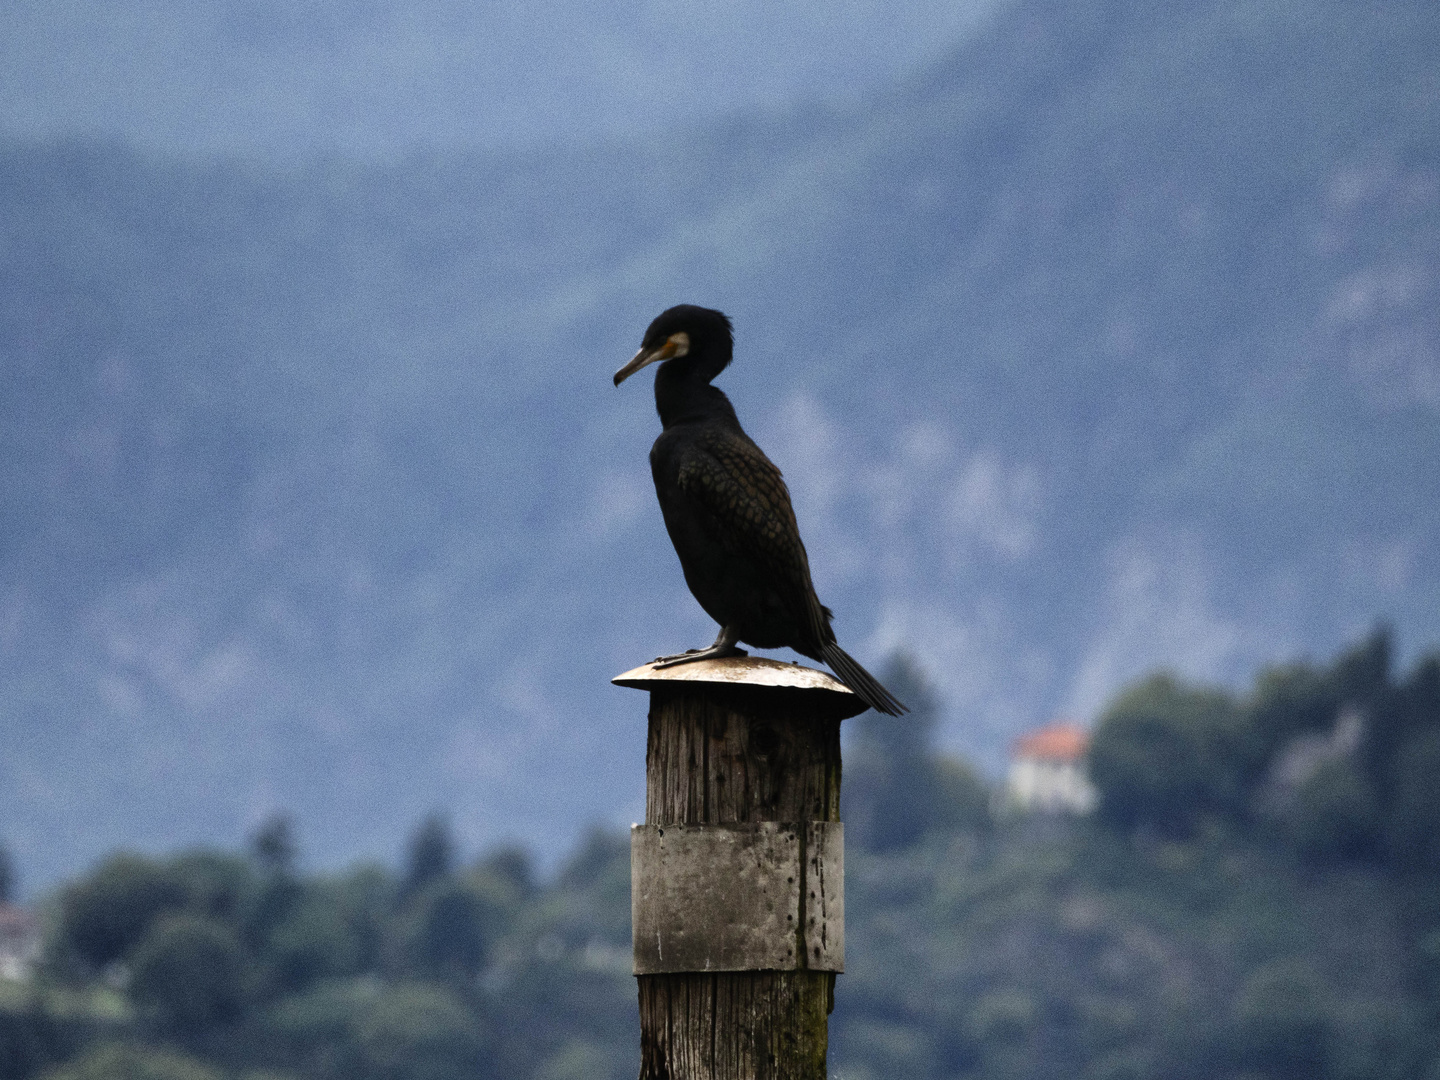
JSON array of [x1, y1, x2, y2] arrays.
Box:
[[820, 642, 908, 716]]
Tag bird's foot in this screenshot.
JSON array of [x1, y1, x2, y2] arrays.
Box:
[[652, 645, 749, 669], [653, 626, 747, 668]]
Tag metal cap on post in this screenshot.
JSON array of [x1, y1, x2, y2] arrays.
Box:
[[614, 656, 866, 1080]]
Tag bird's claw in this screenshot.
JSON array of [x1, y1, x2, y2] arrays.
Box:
[[652, 646, 748, 669]]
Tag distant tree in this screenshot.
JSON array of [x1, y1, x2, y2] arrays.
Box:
[[0, 994, 62, 1080], [168, 852, 257, 925], [128, 914, 247, 1032], [0, 846, 13, 905], [259, 975, 382, 1066], [327, 863, 395, 976], [55, 855, 187, 969], [844, 653, 935, 851], [843, 654, 987, 851], [1385, 730, 1440, 874], [402, 815, 455, 900], [399, 881, 494, 981], [930, 756, 991, 833], [1393, 654, 1440, 739], [1369, 649, 1440, 823], [266, 890, 366, 990], [1231, 960, 1332, 1078], [1333, 627, 1412, 789], [250, 813, 298, 876], [1246, 635, 1440, 870], [1288, 759, 1381, 864], [40, 1043, 223, 1080], [352, 983, 487, 1080], [549, 829, 632, 947], [534, 1039, 629, 1080], [242, 816, 305, 959], [1331, 625, 1393, 711], [251, 865, 393, 994], [1245, 661, 1340, 781], [477, 846, 533, 901], [1088, 674, 1245, 836], [556, 829, 627, 892]]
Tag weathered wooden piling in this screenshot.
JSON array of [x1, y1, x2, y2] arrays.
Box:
[[614, 657, 867, 1080]]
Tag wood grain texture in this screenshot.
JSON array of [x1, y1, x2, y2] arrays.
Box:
[[638, 683, 841, 1080], [644, 686, 843, 827], [639, 971, 830, 1080]]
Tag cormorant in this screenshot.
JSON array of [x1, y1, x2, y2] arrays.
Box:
[[613, 304, 907, 716]]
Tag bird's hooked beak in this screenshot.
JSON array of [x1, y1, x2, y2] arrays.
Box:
[[613, 332, 690, 386]]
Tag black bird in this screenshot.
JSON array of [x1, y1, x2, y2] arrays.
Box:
[[613, 304, 907, 716]]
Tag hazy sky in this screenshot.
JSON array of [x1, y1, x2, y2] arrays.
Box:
[[1, 0, 1008, 158]]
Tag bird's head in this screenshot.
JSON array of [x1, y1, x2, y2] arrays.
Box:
[[613, 305, 734, 387]]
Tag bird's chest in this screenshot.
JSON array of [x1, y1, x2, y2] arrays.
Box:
[[646, 424, 803, 648], [648, 431, 760, 617], [650, 436, 724, 564]]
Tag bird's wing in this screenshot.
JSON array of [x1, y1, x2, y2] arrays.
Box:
[[675, 431, 829, 644]]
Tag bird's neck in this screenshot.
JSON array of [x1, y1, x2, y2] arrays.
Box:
[[655, 367, 738, 430]]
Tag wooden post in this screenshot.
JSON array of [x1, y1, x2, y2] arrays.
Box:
[[613, 657, 867, 1080]]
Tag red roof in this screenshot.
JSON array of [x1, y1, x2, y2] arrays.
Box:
[[1013, 724, 1089, 762]]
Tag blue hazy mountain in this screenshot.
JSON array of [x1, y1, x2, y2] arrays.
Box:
[[0, 0, 1007, 158], [2, 0, 1438, 891]]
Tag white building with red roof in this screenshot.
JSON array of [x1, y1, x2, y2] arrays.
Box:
[[1007, 723, 1097, 814]]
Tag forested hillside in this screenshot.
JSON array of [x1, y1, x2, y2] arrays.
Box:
[[2, 0, 1439, 889], [4, 632, 1439, 1080]]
